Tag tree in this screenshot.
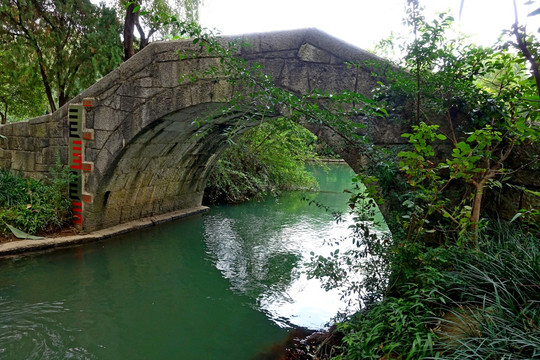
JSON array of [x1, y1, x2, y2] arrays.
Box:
[[0, 42, 47, 123], [121, 0, 202, 60], [0, 0, 123, 112]]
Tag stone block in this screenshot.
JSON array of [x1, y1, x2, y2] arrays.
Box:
[[94, 149, 114, 176], [35, 164, 52, 173], [48, 122, 64, 139], [152, 89, 174, 120], [40, 147, 64, 166], [172, 84, 194, 110], [103, 131, 125, 158], [277, 63, 310, 93], [23, 138, 36, 152], [298, 43, 333, 64], [189, 80, 219, 106], [93, 106, 125, 131], [11, 122, 30, 137], [28, 115, 50, 125], [38, 138, 51, 148], [245, 30, 306, 54], [307, 63, 356, 93], [11, 151, 35, 171], [102, 205, 123, 229], [97, 87, 121, 110], [0, 158, 11, 169], [120, 96, 138, 112], [0, 124, 13, 136], [157, 61, 181, 88], [31, 122, 48, 138]]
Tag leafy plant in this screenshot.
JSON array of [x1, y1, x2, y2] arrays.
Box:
[[0, 162, 73, 237], [371, 2, 540, 248], [333, 282, 442, 360]]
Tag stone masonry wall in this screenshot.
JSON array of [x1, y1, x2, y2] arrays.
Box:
[[0, 113, 70, 179]]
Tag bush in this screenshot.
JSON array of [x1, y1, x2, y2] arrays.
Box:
[[334, 283, 442, 360], [203, 118, 319, 204], [0, 165, 73, 237], [326, 224, 540, 360]]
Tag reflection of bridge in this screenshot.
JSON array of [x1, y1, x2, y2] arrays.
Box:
[[1, 29, 407, 231], [0, 28, 536, 232]]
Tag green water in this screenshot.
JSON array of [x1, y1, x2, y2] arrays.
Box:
[[0, 164, 382, 359]]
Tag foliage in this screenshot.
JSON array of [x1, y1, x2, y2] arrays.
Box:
[[434, 224, 540, 359], [204, 118, 319, 204], [305, 2, 540, 359], [0, 45, 48, 124], [0, 0, 123, 112], [326, 223, 540, 360], [121, 0, 202, 60], [371, 4, 540, 247], [0, 164, 73, 237], [333, 283, 442, 360]]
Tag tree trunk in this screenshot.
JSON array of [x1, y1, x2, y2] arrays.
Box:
[[59, 87, 68, 109], [33, 47, 56, 113], [123, 2, 138, 61], [470, 181, 486, 248], [1, 103, 7, 124], [38, 61, 56, 113]]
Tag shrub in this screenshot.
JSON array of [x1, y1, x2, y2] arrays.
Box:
[[0, 165, 72, 237], [204, 118, 319, 204]]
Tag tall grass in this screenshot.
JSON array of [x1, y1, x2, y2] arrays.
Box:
[[327, 223, 540, 360], [434, 225, 540, 359]]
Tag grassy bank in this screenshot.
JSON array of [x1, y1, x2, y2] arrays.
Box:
[[309, 224, 540, 359]]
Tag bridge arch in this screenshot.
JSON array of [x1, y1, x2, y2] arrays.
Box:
[[77, 28, 399, 231]]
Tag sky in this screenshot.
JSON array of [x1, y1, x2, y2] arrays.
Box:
[[89, 0, 540, 51], [198, 0, 540, 51]]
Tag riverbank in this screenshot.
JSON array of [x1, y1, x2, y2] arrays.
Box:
[[0, 206, 208, 257]]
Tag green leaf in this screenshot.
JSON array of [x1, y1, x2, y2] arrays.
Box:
[[6, 224, 44, 240], [510, 212, 522, 222]]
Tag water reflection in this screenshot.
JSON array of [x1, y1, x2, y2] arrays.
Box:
[[202, 164, 368, 329], [0, 163, 386, 359]]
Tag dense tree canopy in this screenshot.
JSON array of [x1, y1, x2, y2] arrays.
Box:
[[0, 42, 47, 123], [0, 0, 123, 112]]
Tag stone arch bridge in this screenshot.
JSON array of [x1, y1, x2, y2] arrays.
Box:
[[0, 29, 534, 232]]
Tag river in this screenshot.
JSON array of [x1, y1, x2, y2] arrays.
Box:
[[0, 163, 384, 359]]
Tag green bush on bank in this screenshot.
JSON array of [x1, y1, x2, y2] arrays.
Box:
[[0, 166, 73, 237], [329, 224, 540, 360]]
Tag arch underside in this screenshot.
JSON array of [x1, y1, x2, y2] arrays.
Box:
[[83, 103, 261, 231]]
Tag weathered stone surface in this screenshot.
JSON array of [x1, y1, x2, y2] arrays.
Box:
[[298, 43, 336, 63]]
